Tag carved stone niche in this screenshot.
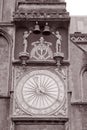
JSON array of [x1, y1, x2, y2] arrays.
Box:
[[13, 0, 70, 65], [0, 29, 11, 96], [13, 24, 69, 63]]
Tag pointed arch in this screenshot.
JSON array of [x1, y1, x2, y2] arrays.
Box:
[[0, 27, 13, 45], [0, 28, 12, 96], [80, 66, 87, 102]]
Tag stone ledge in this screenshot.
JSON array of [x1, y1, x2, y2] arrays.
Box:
[[13, 11, 70, 22], [17, 0, 66, 4], [0, 22, 14, 26], [12, 59, 70, 66], [71, 101, 87, 105], [11, 116, 68, 123], [0, 94, 10, 98]]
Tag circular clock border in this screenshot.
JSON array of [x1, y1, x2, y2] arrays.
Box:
[[15, 69, 66, 116]]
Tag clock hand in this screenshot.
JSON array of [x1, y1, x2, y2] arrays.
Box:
[[43, 92, 60, 102], [33, 77, 40, 89], [33, 77, 44, 94]]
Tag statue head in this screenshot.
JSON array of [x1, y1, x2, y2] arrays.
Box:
[[23, 31, 29, 35], [56, 31, 60, 35]]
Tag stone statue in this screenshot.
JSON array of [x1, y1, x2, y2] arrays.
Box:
[[52, 31, 62, 53], [23, 30, 32, 52]]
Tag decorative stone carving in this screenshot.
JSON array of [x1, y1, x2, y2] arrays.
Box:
[[19, 31, 32, 65], [30, 37, 53, 60], [14, 67, 23, 80], [23, 30, 32, 53], [13, 101, 27, 116], [70, 32, 87, 52], [13, 0, 69, 22], [52, 31, 64, 67], [55, 66, 67, 80], [70, 32, 87, 43], [13, 67, 68, 117], [14, 66, 29, 84], [52, 31, 62, 53], [14, 94, 67, 117], [53, 102, 67, 117], [13, 10, 69, 20]]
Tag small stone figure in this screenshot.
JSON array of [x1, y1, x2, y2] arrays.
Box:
[[53, 31, 62, 53], [23, 30, 32, 52]]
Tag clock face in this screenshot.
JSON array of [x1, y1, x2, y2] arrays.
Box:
[[16, 70, 65, 116]]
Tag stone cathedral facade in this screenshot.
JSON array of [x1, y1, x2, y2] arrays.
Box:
[[0, 0, 87, 130]]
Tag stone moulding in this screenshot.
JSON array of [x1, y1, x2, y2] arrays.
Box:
[[0, 27, 12, 44], [11, 116, 68, 123], [17, 0, 66, 4], [12, 59, 70, 66], [13, 10, 69, 21], [13, 0, 70, 21], [70, 32, 87, 43]]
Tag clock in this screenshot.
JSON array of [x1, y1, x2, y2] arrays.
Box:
[[15, 69, 65, 116]]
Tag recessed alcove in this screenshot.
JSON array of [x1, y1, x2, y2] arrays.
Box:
[[0, 34, 10, 94], [14, 22, 68, 61]]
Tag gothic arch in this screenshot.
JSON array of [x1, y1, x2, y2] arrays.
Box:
[[0, 28, 12, 96], [80, 66, 87, 101], [0, 28, 12, 45]]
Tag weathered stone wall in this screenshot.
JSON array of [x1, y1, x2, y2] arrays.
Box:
[[0, 99, 10, 130], [70, 17, 87, 33], [69, 17, 87, 100], [0, 28, 13, 130], [69, 17, 87, 130], [0, 0, 15, 22], [15, 124, 65, 130]]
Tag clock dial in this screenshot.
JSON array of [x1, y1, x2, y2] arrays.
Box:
[[16, 70, 65, 116], [23, 74, 59, 109]]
